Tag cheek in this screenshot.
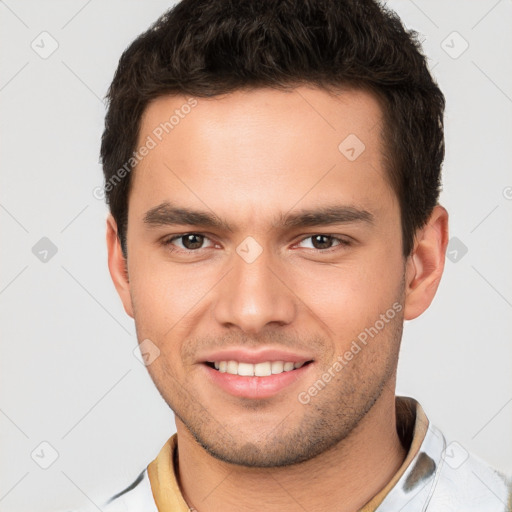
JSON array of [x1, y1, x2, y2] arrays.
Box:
[[129, 254, 206, 323], [129, 263, 193, 388], [288, 249, 403, 340], [292, 259, 396, 313], [131, 270, 172, 322]]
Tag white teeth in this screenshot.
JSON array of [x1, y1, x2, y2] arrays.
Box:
[[271, 361, 284, 374], [211, 360, 307, 376], [254, 362, 272, 376], [237, 362, 254, 376], [227, 360, 238, 374]]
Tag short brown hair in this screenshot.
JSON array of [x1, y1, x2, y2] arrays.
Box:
[[100, 0, 445, 258]]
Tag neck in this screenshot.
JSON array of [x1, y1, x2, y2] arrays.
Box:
[[175, 388, 407, 512]]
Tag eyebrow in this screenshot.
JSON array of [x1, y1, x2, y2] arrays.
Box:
[[143, 201, 375, 231]]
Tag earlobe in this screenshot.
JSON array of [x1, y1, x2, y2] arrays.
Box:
[[106, 214, 134, 318], [403, 205, 449, 321]]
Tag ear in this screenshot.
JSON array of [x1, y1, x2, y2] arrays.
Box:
[[404, 205, 449, 321], [106, 214, 134, 318]]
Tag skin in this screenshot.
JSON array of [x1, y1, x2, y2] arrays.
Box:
[[106, 86, 449, 512]]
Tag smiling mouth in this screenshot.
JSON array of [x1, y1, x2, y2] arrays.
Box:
[[204, 360, 314, 376]]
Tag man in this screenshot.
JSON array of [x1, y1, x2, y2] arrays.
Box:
[[82, 0, 511, 510]]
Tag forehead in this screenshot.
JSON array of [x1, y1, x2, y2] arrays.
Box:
[[139, 86, 384, 155], [129, 86, 395, 228]]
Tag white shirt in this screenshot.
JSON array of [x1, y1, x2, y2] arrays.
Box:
[[67, 397, 512, 511]]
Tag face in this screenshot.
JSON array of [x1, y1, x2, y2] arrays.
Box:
[[115, 86, 410, 466]]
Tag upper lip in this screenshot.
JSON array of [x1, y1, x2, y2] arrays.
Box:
[[198, 347, 314, 365]]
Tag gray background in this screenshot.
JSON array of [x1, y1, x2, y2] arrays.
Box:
[[0, 1, 511, 511]]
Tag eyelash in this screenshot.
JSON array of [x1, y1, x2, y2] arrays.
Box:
[[160, 233, 353, 254]]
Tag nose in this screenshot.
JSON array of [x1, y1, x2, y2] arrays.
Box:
[[212, 243, 297, 334]]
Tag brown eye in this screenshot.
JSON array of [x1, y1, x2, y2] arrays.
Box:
[[163, 233, 215, 252], [296, 235, 352, 252], [180, 234, 204, 250], [311, 234, 334, 249]]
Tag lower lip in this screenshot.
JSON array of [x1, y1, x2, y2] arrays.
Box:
[[202, 363, 313, 399]]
